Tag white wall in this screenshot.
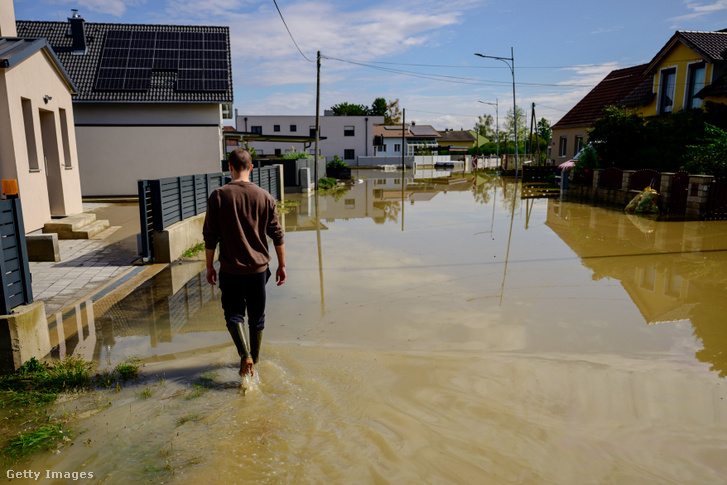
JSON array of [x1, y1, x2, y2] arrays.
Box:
[[0, 49, 83, 232], [0, 0, 17, 37], [73, 103, 223, 196], [237, 114, 384, 161], [76, 125, 222, 196]]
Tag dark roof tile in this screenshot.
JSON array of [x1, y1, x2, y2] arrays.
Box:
[[15, 20, 232, 103], [553, 64, 649, 129]]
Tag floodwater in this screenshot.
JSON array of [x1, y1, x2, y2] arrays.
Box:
[[16, 169, 727, 484]]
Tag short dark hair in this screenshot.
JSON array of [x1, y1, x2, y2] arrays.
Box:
[[229, 148, 252, 172]]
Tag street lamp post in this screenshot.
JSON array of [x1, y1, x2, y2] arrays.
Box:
[[478, 99, 499, 165], [475, 48, 518, 181]]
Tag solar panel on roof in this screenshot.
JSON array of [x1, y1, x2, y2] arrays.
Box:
[[95, 29, 229, 93]]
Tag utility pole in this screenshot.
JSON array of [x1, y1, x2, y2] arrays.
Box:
[[315, 51, 321, 189]]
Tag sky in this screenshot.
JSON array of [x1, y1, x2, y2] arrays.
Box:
[[12, 0, 727, 131]]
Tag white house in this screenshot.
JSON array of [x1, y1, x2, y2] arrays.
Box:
[[237, 111, 384, 162], [0, 1, 83, 232], [16, 12, 234, 196], [373, 123, 440, 156]]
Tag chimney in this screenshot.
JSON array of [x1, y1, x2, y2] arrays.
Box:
[[68, 9, 87, 54]]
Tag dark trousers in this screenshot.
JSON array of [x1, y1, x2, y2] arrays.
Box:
[[219, 269, 270, 355]]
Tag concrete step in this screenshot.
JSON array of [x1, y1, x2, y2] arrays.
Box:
[[58, 219, 110, 239], [43, 213, 97, 236], [90, 225, 121, 240]]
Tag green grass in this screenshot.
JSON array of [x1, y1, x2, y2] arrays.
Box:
[[2, 423, 69, 461], [176, 413, 200, 426], [318, 177, 338, 189], [182, 242, 206, 258], [0, 356, 144, 463], [137, 387, 153, 399], [185, 372, 217, 400]]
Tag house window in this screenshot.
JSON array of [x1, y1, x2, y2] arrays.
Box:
[[686, 62, 706, 110], [344, 126, 354, 136], [659, 68, 677, 114], [250, 126, 262, 134], [345, 199, 355, 209], [275, 148, 281, 156], [290, 124, 297, 132], [310, 126, 316, 137], [21, 98, 39, 171], [558, 136, 567, 157], [344, 149, 355, 160], [394, 143, 401, 152], [274, 125, 280, 132], [575, 136, 584, 155], [59, 108, 72, 168], [379, 145, 387, 153]]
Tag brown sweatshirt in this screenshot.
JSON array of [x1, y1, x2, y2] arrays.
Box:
[[203, 181, 284, 275]]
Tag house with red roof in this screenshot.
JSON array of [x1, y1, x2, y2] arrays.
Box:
[[550, 64, 650, 165]]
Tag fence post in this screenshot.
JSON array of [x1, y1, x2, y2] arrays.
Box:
[[150, 179, 164, 232], [137, 180, 152, 262], [12, 199, 32, 306], [192, 175, 199, 216]]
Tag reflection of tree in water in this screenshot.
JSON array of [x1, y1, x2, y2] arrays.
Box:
[[470, 174, 498, 205], [320, 184, 352, 202], [373, 200, 401, 224]]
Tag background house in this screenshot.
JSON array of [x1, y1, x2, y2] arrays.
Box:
[[373, 123, 440, 156], [551, 29, 727, 166], [550, 64, 650, 165], [437, 129, 476, 153], [640, 30, 727, 116], [0, 1, 83, 232], [237, 112, 383, 163], [16, 12, 233, 197]]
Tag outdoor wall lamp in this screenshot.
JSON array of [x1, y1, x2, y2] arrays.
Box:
[[43, 95, 52, 104]]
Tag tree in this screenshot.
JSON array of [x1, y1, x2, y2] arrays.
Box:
[[386, 99, 402, 125], [330, 102, 369, 116], [537, 118, 551, 143], [370, 98, 388, 117], [504, 105, 528, 149], [685, 123, 727, 176], [474, 114, 495, 138]]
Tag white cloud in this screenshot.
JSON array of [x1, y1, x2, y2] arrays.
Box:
[[72, 0, 146, 17], [670, 0, 727, 22]]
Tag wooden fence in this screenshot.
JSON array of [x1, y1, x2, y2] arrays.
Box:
[[0, 198, 33, 314]]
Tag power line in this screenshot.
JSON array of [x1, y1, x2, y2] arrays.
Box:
[[322, 55, 595, 88], [272, 0, 314, 63]]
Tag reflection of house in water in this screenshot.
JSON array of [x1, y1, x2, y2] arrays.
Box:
[[286, 169, 476, 229], [49, 263, 223, 362], [545, 199, 727, 377]]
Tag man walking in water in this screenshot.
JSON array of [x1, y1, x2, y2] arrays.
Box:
[[203, 148, 286, 376]]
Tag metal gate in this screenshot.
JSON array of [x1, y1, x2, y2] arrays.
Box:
[[705, 177, 727, 220], [667, 171, 689, 216]]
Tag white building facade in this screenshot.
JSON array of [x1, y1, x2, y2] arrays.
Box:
[[1, 2, 83, 232], [237, 113, 384, 162]]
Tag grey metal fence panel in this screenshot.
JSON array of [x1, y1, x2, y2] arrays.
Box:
[[0, 198, 33, 314]]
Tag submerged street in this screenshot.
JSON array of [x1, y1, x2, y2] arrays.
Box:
[[19, 169, 727, 483]]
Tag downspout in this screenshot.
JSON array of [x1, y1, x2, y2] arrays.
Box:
[[365, 117, 368, 157]]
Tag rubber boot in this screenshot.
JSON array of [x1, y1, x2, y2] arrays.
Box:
[[250, 330, 263, 364], [227, 321, 251, 360]]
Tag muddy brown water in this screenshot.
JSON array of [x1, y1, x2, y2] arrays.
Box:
[[13, 170, 727, 484]]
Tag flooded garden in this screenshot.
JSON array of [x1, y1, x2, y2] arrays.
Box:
[[5, 168, 727, 483]]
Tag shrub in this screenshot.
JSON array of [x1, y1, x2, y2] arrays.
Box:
[[326, 155, 348, 169], [685, 123, 727, 177], [282, 151, 311, 160]]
